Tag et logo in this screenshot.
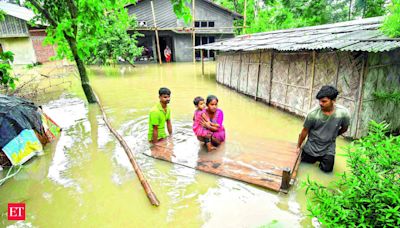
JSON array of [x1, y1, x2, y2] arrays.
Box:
[[8, 203, 25, 221]]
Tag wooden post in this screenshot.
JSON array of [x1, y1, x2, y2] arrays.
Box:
[[355, 53, 368, 138], [308, 51, 317, 110], [151, 1, 162, 65], [192, 0, 196, 63], [94, 92, 160, 206], [201, 49, 204, 76], [255, 50, 262, 100], [280, 167, 291, 191], [237, 52, 242, 91], [243, 0, 247, 34], [284, 57, 291, 106], [268, 51, 274, 104]]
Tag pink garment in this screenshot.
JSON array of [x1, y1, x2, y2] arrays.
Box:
[[204, 108, 226, 142], [193, 110, 212, 137]]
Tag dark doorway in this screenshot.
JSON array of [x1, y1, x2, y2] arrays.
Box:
[[159, 36, 173, 62]]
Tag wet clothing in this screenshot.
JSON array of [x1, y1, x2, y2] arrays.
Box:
[[203, 108, 225, 142], [193, 110, 211, 137], [148, 103, 171, 141], [302, 104, 350, 157], [301, 150, 335, 172]]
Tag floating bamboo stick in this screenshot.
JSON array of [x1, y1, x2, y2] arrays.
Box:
[[94, 92, 160, 206]]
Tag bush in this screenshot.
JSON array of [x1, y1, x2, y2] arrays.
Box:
[[0, 51, 18, 90], [304, 121, 400, 227]]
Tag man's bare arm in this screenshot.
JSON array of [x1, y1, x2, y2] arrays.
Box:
[[338, 126, 348, 136], [167, 120, 172, 135], [296, 127, 309, 153], [152, 125, 158, 143]]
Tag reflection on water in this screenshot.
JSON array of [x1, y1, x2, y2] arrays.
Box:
[[0, 63, 349, 227]]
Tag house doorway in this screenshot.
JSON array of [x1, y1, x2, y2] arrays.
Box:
[[159, 36, 173, 62]]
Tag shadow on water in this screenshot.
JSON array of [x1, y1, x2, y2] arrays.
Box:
[[0, 63, 350, 227]]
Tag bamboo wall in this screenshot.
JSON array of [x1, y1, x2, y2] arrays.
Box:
[[216, 50, 367, 138], [359, 50, 400, 136]]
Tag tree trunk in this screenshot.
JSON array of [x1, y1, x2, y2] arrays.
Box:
[[65, 34, 97, 103]]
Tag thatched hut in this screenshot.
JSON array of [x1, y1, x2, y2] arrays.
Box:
[[196, 17, 400, 138]]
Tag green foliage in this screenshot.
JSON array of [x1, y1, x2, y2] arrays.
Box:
[[0, 11, 17, 90], [171, 0, 192, 24], [354, 0, 386, 18], [382, 0, 400, 38], [25, 0, 143, 65], [0, 9, 5, 20], [0, 51, 18, 90], [373, 91, 400, 103], [214, 0, 390, 34], [304, 121, 400, 227]]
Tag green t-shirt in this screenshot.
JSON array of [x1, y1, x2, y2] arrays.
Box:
[[148, 103, 171, 141], [303, 104, 350, 156]]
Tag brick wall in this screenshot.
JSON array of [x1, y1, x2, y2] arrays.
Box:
[[29, 30, 56, 63]]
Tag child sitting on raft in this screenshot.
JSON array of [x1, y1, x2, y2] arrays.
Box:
[[192, 96, 218, 152]]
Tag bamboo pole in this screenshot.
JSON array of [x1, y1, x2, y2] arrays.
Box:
[[151, 1, 162, 65], [284, 57, 291, 106], [94, 92, 160, 206], [355, 53, 368, 138], [308, 51, 317, 110], [254, 50, 262, 100], [243, 0, 247, 34], [201, 50, 204, 75], [268, 51, 274, 104], [192, 0, 196, 63], [237, 52, 242, 91]]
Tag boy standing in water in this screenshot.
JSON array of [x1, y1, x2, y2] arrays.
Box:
[[148, 87, 172, 143], [296, 86, 350, 172]]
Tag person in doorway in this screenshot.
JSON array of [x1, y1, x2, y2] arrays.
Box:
[[296, 85, 350, 172], [148, 87, 173, 143], [164, 45, 172, 63], [197, 95, 226, 148]]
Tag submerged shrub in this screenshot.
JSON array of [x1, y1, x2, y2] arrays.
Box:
[[304, 121, 400, 227]]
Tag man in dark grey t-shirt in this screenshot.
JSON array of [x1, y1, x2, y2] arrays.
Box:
[[296, 85, 350, 172]]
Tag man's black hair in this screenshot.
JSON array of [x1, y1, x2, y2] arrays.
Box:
[[159, 87, 171, 96], [193, 96, 204, 106], [316, 85, 339, 100], [206, 95, 218, 105]]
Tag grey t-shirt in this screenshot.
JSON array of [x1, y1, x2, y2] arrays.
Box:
[[303, 104, 350, 157]]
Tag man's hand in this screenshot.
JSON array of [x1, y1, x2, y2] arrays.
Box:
[[295, 147, 301, 154]]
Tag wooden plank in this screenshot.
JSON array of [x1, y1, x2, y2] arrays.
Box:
[[144, 137, 299, 192]]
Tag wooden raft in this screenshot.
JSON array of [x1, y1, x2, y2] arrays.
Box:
[[143, 137, 301, 192]]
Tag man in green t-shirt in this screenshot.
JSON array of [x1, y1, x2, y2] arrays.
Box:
[[148, 87, 173, 143], [296, 85, 350, 172]]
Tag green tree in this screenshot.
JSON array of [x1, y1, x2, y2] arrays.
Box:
[[382, 0, 400, 38], [304, 121, 400, 227], [354, 0, 386, 18], [0, 10, 18, 91], [25, 0, 191, 103], [25, 0, 139, 103]]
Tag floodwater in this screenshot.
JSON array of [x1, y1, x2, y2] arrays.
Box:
[[0, 62, 350, 227]]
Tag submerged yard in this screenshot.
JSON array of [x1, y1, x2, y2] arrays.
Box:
[[0, 62, 350, 227]]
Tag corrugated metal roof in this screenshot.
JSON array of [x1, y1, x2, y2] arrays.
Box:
[[0, 2, 36, 22], [196, 17, 400, 53]]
